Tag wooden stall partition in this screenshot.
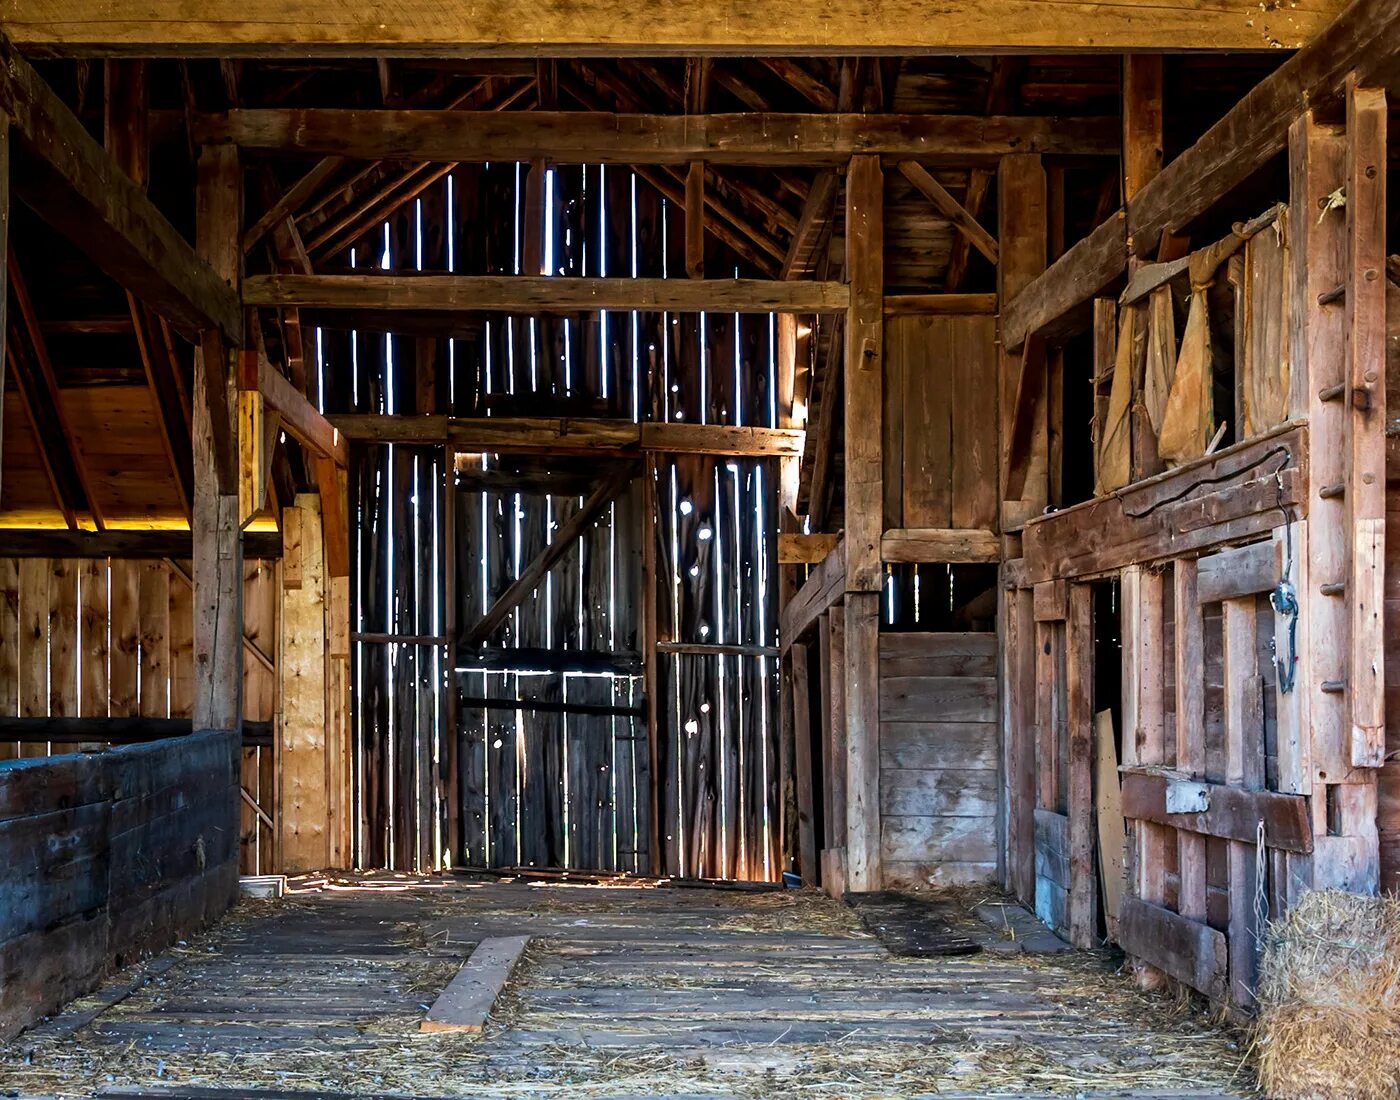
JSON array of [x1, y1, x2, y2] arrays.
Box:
[[879, 632, 998, 890]]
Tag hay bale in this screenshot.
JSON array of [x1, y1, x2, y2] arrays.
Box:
[[1254, 889, 1400, 1099]]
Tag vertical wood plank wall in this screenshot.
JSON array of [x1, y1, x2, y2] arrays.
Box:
[[0, 556, 280, 873]]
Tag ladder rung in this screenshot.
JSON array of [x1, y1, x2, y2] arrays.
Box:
[[1319, 482, 1346, 500], [1318, 383, 1345, 403], [1321, 680, 1346, 695], [1320, 581, 1346, 596], [1318, 284, 1346, 306]]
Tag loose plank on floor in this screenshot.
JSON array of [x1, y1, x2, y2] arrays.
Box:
[[420, 934, 530, 1033]]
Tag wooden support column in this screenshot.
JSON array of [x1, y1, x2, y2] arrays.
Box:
[[791, 642, 818, 881], [998, 154, 1048, 530], [1343, 80, 1386, 769], [193, 144, 243, 733], [641, 455, 661, 876], [281, 492, 329, 871], [0, 112, 8, 505], [1065, 583, 1097, 947], [843, 154, 882, 893], [1004, 584, 1036, 904], [1174, 559, 1207, 923], [1122, 55, 1165, 480], [1288, 112, 1343, 791]]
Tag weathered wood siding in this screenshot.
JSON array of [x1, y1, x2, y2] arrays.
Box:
[[879, 632, 998, 889], [0, 729, 240, 1040]]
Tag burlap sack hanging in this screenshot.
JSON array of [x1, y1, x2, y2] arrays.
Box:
[[1096, 306, 1134, 494], [1156, 247, 1220, 466], [1142, 285, 1176, 434]]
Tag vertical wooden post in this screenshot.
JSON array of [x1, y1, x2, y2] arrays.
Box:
[[0, 112, 9, 505], [825, 602, 848, 896], [1174, 559, 1207, 922], [1004, 585, 1036, 904], [1288, 111, 1344, 790], [443, 445, 459, 867], [193, 144, 243, 733], [997, 154, 1047, 529], [1223, 596, 1263, 1007], [791, 642, 817, 881], [641, 455, 661, 875], [1065, 583, 1097, 947], [1344, 80, 1386, 769], [843, 155, 883, 893], [1122, 56, 1164, 481]]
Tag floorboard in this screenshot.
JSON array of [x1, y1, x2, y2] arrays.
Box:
[[0, 874, 1254, 1098]]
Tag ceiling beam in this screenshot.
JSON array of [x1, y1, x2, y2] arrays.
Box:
[[0, 34, 241, 342], [1002, 0, 1400, 351], [195, 110, 1119, 166], [327, 414, 805, 457], [4, 0, 1339, 56], [243, 274, 849, 313]]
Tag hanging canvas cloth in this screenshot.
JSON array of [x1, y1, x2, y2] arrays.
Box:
[[1096, 306, 1134, 494], [1157, 246, 1224, 466], [1142, 285, 1176, 435]]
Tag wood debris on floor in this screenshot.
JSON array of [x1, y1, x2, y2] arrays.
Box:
[[0, 874, 1255, 1098]]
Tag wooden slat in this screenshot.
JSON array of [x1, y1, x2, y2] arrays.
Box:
[[0, 34, 240, 341], [77, 559, 107, 718], [138, 561, 170, 719], [421, 934, 531, 1034], [1173, 559, 1206, 923], [880, 528, 999, 564], [1120, 772, 1312, 853], [47, 559, 77, 718], [1117, 895, 1229, 1004], [201, 110, 1119, 166], [5, 0, 1342, 55], [1065, 584, 1096, 947], [108, 559, 139, 718], [1196, 540, 1277, 604], [0, 560, 18, 724], [844, 592, 880, 892], [777, 532, 840, 565]]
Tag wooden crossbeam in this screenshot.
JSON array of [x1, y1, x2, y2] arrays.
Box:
[[0, 34, 240, 341], [779, 537, 845, 651], [195, 110, 1119, 166], [897, 161, 998, 264], [241, 353, 348, 466], [1003, 334, 1047, 502], [463, 467, 634, 647], [4, 0, 1339, 56], [1001, 0, 1400, 351], [0, 528, 281, 558], [327, 414, 803, 457], [244, 274, 848, 313]]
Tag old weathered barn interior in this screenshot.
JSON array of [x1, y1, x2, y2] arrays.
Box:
[[1, 0, 1399, 1094]]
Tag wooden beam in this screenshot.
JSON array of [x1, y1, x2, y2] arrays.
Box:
[[0, 34, 240, 341], [781, 169, 838, 279], [242, 353, 349, 466], [1001, 213, 1125, 351], [778, 532, 841, 565], [883, 293, 996, 316], [844, 155, 883, 594], [5, 1, 1340, 56], [1121, 772, 1312, 853], [0, 528, 280, 558], [779, 538, 845, 650], [197, 110, 1120, 166], [328, 414, 803, 457], [244, 274, 848, 314], [242, 156, 345, 252], [897, 161, 998, 264], [1001, 0, 1400, 349], [684, 160, 705, 278], [463, 466, 633, 647], [880, 527, 1000, 563], [192, 143, 243, 733], [1021, 424, 1307, 583]]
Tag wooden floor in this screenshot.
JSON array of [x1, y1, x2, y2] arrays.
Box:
[[1, 874, 1253, 1098]]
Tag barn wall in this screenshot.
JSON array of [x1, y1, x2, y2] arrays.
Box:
[[0, 729, 240, 1040], [879, 632, 998, 889], [0, 557, 281, 875]]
